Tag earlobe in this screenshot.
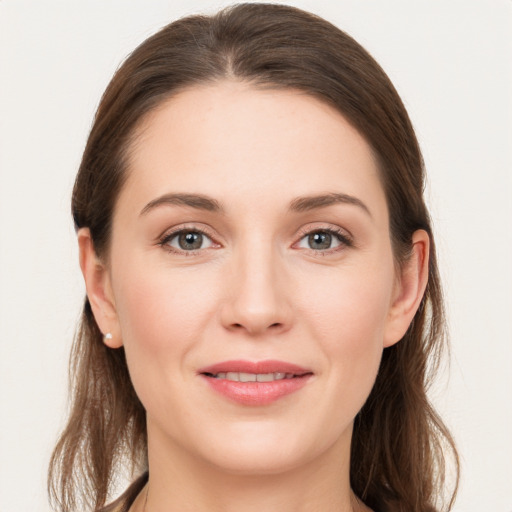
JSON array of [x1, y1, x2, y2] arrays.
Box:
[[77, 228, 123, 348], [383, 229, 430, 348]]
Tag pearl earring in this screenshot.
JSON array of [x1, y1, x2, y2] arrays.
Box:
[[103, 332, 113, 342]]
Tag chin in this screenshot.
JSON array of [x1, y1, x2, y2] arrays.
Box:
[[189, 419, 343, 476], [206, 444, 308, 476]]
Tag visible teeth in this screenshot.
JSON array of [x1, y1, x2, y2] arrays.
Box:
[[214, 372, 292, 382], [256, 373, 274, 382]]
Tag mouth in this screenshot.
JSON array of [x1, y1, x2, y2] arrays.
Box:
[[198, 360, 313, 405], [202, 371, 305, 382]]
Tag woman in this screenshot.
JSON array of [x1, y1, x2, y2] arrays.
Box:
[[48, 3, 459, 512]]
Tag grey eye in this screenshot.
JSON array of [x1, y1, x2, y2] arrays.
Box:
[[168, 231, 213, 251], [308, 232, 332, 250], [297, 231, 343, 251]]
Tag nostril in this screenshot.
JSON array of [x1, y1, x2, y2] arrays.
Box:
[[229, 321, 283, 333]]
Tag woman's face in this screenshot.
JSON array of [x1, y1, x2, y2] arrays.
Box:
[[89, 82, 420, 475]]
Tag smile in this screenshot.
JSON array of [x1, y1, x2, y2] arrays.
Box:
[[205, 372, 299, 382], [198, 360, 313, 405]]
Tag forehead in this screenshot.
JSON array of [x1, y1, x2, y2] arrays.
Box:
[[121, 81, 387, 219]]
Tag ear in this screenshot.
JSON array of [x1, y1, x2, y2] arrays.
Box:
[[77, 228, 123, 348], [383, 229, 430, 348]]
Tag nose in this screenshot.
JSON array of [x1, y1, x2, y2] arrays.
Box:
[[219, 243, 293, 336]]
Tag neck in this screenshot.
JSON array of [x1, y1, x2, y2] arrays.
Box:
[[139, 423, 369, 512]]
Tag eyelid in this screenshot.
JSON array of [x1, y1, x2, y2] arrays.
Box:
[[158, 223, 221, 254], [293, 224, 354, 253], [156, 222, 353, 256]]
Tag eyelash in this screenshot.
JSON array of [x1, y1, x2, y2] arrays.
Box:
[[294, 226, 354, 255], [158, 225, 353, 256], [158, 225, 218, 256]]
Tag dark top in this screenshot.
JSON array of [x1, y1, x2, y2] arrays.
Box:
[[100, 472, 149, 512]]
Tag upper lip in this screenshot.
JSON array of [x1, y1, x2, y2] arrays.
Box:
[[198, 359, 312, 376]]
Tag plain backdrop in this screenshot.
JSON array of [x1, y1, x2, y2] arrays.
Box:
[[0, 1, 511, 511]]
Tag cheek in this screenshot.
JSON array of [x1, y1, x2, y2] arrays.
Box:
[[114, 260, 217, 344], [299, 261, 394, 348], [295, 258, 395, 404], [110, 259, 219, 399]]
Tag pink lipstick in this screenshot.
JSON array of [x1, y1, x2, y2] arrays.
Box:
[[198, 360, 313, 405]]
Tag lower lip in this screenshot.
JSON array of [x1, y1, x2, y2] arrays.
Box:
[[201, 375, 312, 406]]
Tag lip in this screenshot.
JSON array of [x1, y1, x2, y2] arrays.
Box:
[[198, 359, 313, 406]]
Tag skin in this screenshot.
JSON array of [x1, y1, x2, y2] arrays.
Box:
[[79, 82, 429, 512]]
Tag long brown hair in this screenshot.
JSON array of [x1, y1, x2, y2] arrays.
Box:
[[49, 4, 459, 511]]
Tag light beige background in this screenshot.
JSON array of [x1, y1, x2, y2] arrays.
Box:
[[1, 0, 511, 510]]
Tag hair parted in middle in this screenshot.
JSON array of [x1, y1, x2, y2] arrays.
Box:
[[49, 4, 458, 512]]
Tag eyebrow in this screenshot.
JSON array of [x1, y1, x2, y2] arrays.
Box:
[[140, 193, 224, 216], [140, 192, 371, 217], [288, 193, 372, 217]]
